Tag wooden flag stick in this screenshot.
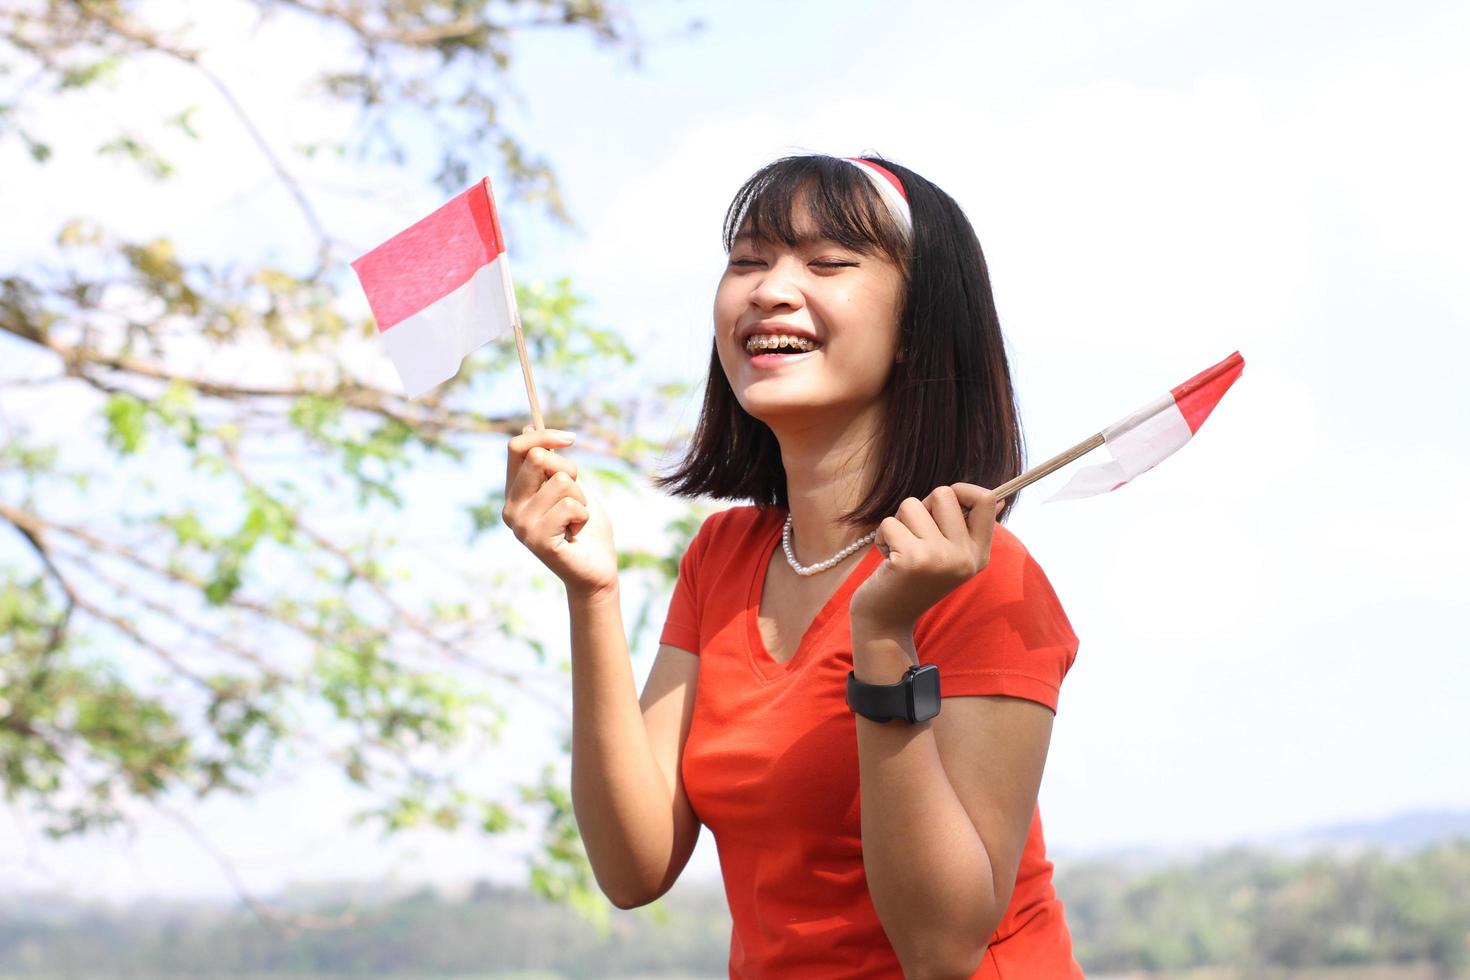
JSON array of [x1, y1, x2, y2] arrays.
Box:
[[994, 431, 1105, 502], [509, 289, 544, 432], [483, 177, 546, 432]]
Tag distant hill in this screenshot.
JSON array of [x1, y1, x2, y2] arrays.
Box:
[[1052, 806, 1470, 869], [1271, 806, 1470, 853], [2, 820, 1467, 978]]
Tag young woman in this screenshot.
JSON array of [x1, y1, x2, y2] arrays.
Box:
[[502, 155, 1084, 978]]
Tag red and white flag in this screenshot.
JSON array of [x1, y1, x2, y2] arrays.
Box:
[[350, 178, 518, 398], [1046, 351, 1245, 502]]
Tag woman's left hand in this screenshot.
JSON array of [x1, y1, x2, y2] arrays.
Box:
[[849, 483, 1005, 634]]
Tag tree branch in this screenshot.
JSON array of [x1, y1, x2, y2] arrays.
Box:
[[60, 546, 289, 680], [70, 1, 334, 272], [220, 441, 574, 722], [0, 499, 571, 724], [273, 0, 490, 48], [0, 495, 77, 658]]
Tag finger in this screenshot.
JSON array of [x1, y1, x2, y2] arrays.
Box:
[[876, 513, 921, 562], [528, 444, 579, 481], [556, 470, 587, 508], [521, 469, 584, 532], [925, 485, 970, 544], [895, 496, 942, 542], [508, 445, 552, 509], [510, 446, 582, 514], [505, 429, 577, 503], [529, 493, 591, 544], [948, 482, 999, 546], [528, 467, 588, 509], [508, 427, 575, 461], [953, 498, 1006, 523], [539, 486, 590, 534]]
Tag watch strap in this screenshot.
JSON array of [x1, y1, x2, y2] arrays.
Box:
[[846, 664, 940, 724], [846, 669, 910, 722]]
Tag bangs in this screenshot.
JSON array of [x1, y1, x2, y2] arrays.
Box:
[[721, 155, 910, 263]]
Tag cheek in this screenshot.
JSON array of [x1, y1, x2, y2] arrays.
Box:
[[712, 283, 737, 346], [833, 292, 902, 362], [713, 282, 743, 334], [861, 281, 904, 360], [870, 273, 905, 325]]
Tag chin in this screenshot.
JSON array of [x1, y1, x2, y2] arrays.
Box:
[[736, 394, 827, 425]]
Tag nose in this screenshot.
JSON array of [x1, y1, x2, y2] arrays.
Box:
[[747, 256, 804, 313]]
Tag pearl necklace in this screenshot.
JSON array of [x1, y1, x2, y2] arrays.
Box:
[[782, 513, 878, 576]]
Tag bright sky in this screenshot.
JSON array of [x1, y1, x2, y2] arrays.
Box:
[[1, 0, 1467, 904]]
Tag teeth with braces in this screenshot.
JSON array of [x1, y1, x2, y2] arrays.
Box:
[[745, 334, 819, 354]]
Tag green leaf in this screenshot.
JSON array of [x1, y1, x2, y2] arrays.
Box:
[[163, 105, 201, 140], [204, 557, 242, 605], [287, 393, 344, 436], [480, 801, 520, 834], [97, 134, 175, 180], [466, 490, 506, 541], [102, 394, 148, 454], [59, 57, 122, 90], [161, 511, 211, 548]]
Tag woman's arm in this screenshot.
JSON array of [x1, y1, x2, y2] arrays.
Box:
[[850, 616, 1054, 980], [568, 586, 703, 909], [500, 427, 702, 910]]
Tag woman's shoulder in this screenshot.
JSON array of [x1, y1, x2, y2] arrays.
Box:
[[915, 518, 1080, 683], [696, 502, 775, 537], [921, 519, 1071, 627], [988, 520, 1032, 570], [684, 502, 776, 553]]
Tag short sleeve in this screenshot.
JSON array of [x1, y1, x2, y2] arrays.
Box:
[[657, 511, 719, 654], [912, 527, 1079, 712]]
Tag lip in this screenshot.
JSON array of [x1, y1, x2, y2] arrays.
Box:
[[746, 348, 820, 369]]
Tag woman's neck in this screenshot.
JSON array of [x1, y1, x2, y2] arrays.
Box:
[[773, 410, 884, 563]]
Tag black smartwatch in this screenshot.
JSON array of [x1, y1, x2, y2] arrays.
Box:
[[846, 664, 941, 724]]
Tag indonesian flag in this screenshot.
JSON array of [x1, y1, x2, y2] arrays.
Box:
[[1046, 351, 1245, 502], [350, 178, 517, 398]]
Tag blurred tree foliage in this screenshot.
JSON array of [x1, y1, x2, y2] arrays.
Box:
[[1061, 841, 1470, 979], [0, 839, 1466, 977], [0, 0, 705, 934]]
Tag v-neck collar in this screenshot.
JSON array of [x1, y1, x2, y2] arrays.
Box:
[[744, 508, 884, 685]]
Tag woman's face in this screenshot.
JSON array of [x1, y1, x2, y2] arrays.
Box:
[[713, 200, 905, 429]]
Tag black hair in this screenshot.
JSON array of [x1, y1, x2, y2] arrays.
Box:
[[652, 154, 1024, 530]]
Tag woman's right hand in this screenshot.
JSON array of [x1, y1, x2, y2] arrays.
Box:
[[502, 424, 619, 600]]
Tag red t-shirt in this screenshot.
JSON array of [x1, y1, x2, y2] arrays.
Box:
[[659, 504, 1084, 979]]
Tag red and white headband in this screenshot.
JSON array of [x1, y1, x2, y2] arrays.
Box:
[[841, 157, 912, 239]]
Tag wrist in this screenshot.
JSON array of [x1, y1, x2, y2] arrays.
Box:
[[849, 617, 918, 685], [567, 580, 621, 609], [850, 607, 915, 642]]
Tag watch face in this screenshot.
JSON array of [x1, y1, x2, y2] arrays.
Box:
[[908, 664, 941, 721]]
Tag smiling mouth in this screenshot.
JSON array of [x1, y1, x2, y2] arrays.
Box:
[[743, 335, 822, 357]]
